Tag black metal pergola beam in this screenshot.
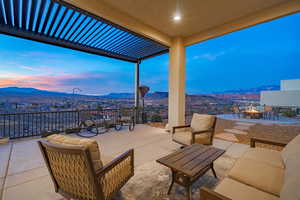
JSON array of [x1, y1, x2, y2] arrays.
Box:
[[0, 24, 137, 62], [0, 0, 169, 63], [140, 49, 169, 60]]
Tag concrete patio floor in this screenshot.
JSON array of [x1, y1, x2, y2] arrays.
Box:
[[0, 124, 250, 200]]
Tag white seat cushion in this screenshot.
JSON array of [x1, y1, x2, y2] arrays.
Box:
[[281, 134, 300, 164], [172, 131, 192, 145], [242, 148, 284, 168], [172, 131, 212, 145], [194, 132, 211, 145], [101, 155, 115, 166], [280, 172, 300, 200], [228, 157, 284, 196], [280, 153, 300, 200], [279, 134, 300, 200], [215, 178, 279, 200]]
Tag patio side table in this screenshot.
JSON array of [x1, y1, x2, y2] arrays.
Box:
[[156, 144, 225, 200]]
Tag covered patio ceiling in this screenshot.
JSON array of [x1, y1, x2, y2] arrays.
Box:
[[0, 0, 169, 63], [65, 0, 300, 47]]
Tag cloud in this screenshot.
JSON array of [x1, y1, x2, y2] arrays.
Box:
[[193, 51, 226, 61], [19, 51, 63, 59], [16, 64, 66, 74], [19, 65, 36, 71], [0, 71, 133, 95]]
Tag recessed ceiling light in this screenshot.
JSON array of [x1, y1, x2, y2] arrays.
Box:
[[173, 14, 181, 21]]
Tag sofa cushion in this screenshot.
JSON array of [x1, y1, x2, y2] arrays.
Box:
[[283, 153, 300, 180], [101, 155, 115, 166], [280, 173, 300, 200], [172, 131, 192, 145], [242, 148, 284, 168], [281, 134, 300, 164], [215, 178, 279, 200], [47, 134, 103, 171], [194, 132, 211, 145], [190, 113, 215, 132], [280, 153, 300, 200], [173, 131, 212, 145], [228, 157, 284, 196]]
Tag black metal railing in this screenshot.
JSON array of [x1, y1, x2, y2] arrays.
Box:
[[0, 109, 125, 139]]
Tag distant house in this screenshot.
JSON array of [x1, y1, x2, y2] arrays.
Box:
[[260, 79, 300, 113]]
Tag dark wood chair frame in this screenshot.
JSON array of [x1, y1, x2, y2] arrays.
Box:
[[199, 137, 288, 200], [38, 140, 134, 200], [250, 137, 288, 148], [172, 117, 217, 146]]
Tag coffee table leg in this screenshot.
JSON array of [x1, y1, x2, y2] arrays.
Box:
[[168, 170, 175, 194], [186, 185, 192, 200], [211, 163, 217, 179]]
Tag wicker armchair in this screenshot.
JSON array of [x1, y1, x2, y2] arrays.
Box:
[[172, 114, 217, 146], [38, 135, 134, 200]]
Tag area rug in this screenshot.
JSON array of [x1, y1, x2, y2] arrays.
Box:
[[117, 154, 236, 200]]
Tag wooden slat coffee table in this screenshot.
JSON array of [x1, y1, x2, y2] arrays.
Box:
[[157, 144, 225, 200]]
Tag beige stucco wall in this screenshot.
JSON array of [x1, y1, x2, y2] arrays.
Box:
[[281, 79, 300, 91], [261, 90, 300, 107]]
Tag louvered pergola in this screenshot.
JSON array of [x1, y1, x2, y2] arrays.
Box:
[[0, 0, 171, 111], [0, 0, 168, 63]]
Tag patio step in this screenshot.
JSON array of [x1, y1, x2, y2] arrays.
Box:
[[215, 133, 239, 142], [224, 129, 248, 135], [235, 122, 255, 127], [233, 125, 250, 130]]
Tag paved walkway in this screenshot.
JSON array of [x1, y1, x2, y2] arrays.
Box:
[[215, 121, 255, 142], [0, 125, 249, 200]]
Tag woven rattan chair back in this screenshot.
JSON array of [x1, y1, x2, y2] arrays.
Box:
[[38, 141, 105, 200]]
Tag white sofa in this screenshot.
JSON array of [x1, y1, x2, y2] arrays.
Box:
[[200, 134, 300, 200]]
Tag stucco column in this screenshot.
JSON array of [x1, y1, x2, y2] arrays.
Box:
[[168, 37, 186, 129], [135, 60, 140, 123]]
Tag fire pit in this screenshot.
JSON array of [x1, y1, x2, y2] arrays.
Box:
[[243, 107, 263, 119]]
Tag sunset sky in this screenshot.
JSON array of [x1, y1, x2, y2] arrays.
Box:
[[0, 13, 299, 95]]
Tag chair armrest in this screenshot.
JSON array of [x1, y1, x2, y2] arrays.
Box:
[[200, 187, 231, 200], [192, 128, 214, 135], [250, 137, 288, 148], [172, 125, 191, 134], [97, 149, 134, 199]]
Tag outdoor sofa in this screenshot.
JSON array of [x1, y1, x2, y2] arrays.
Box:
[[200, 134, 300, 200]]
